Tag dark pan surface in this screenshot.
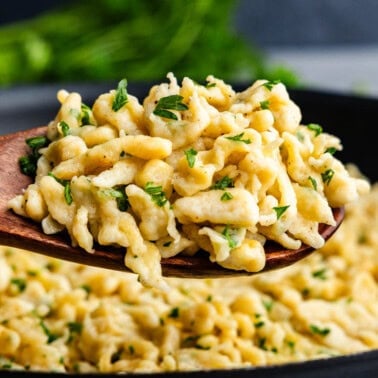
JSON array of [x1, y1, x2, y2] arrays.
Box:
[[0, 83, 377, 377]]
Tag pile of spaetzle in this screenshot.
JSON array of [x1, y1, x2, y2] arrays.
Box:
[[0, 181, 377, 372], [8, 73, 370, 288]]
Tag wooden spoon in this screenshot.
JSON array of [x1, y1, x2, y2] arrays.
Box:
[[0, 127, 344, 278]]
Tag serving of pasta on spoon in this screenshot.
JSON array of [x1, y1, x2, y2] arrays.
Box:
[[0, 74, 369, 289]]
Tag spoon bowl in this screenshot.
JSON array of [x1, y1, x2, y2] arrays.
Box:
[[0, 127, 344, 278]]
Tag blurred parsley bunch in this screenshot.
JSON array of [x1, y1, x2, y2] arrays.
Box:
[[0, 0, 297, 87]]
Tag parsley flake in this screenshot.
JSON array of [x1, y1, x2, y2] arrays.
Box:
[[10, 278, 27, 292], [168, 307, 180, 318], [262, 79, 281, 91], [321, 169, 335, 185], [153, 95, 188, 120], [259, 100, 270, 109], [210, 176, 234, 190], [325, 147, 337, 155], [221, 225, 238, 249], [225, 132, 251, 144], [307, 123, 323, 136], [310, 324, 331, 336], [80, 103, 93, 125], [221, 191, 233, 201], [19, 135, 50, 177], [144, 182, 168, 207], [102, 186, 129, 211], [184, 148, 198, 168], [48, 173, 73, 205], [59, 121, 70, 137], [308, 176, 318, 190], [312, 268, 327, 280], [112, 78, 128, 111], [40, 319, 60, 344], [273, 205, 290, 220]]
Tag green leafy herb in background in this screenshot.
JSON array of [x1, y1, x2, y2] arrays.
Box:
[[0, 0, 298, 87]]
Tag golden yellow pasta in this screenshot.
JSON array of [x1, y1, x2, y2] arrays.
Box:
[[7, 73, 370, 289], [0, 181, 377, 372]]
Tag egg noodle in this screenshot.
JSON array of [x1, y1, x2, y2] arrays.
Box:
[[0, 74, 377, 373], [0, 180, 377, 372], [7, 73, 370, 289]]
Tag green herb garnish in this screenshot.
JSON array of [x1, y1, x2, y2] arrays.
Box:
[[102, 186, 129, 211], [153, 95, 188, 120], [325, 147, 337, 155], [67, 321, 83, 342], [59, 121, 70, 137], [112, 78, 128, 111], [307, 123, 323, 136], [321, 169, 335, 185], [310, 324, 331, 336], [40, 319, 60, 343], [10, 278, 27, 292], [312, 268, 327, 280], [19, 135, 49, 177], [48, 172, 73, 205], [263, 79, 281, 91], [211, 176, 234, 190], [225, 132, 251, 144], [144, 182, 168, 207], [308, 176, 318, 190], [273, 205, 290, 220], [184, 148, 198, 168], [80, 103, 93, 125], [221, 225, 238, 249], [168, 307, 180, 318], [259, 100, 270, 109], [221, 191, 233, 201]]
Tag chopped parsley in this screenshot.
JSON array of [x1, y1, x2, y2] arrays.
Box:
[[48, 172, 73, 205], [225, 132, 251, 144], [262, 79, 281, 91], [153, 95, 188, 120], [221, 225, 238, 249], [263, 299, 274, 312], [144, 182, 168, 207], [325, 146, 337, 155], [310, 324, 331, 336], [101, 186, 129, 211], [206, 82, 217, 88], [10, 277, 27, 292], [308, 176, 318, 190], [259, 100, 270, 109], [168, 307, 180, 318], [321, 169, 335, 185], [220, 191, 233, 201], [184, 148, 198, 168], [80, 103, 93, 125], [211, 176, 234, 190], [312, 268, 327, 280], [40, 319, 60, 343], [59, 121, 70, 137], [273, 205, 290, 220], [19, 135, 50, 177], [67, 321, 83, 342], [254, 320, 265, 328], [112, 78, 128, 111], [307, 123, 323, 136]]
